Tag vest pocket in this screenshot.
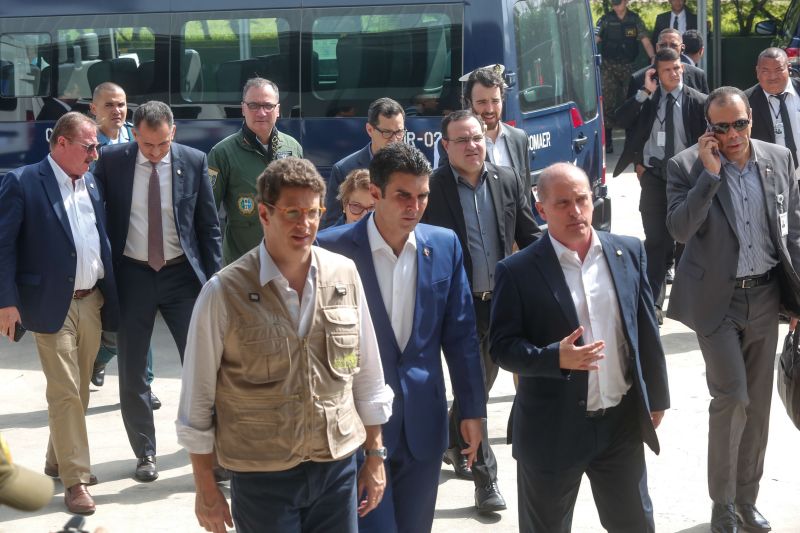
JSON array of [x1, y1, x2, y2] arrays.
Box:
[[239, 337, 291, 384], [215, 393, 299, 463], [322, 307, 360, 379], [322, 395, 366, 458]]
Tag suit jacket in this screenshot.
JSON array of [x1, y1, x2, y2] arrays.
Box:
[[666, 139, 800, 334], [321, 142, 372, 229], [489, 232, 670, 470], [652, 9, 698, 41], [626, 63, 708, 100], [93, 142, 221, 284], [745, 78, 800, 146], [437, 123, 532, 187], [0, 158, 119, 334], [421, 162, 541, 285], [613, 84, 707, 176], [317, 216, 487, 460]]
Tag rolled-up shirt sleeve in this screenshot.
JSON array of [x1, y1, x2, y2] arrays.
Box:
[[353, 275, 393, 426], [175, 276, 226, 454]]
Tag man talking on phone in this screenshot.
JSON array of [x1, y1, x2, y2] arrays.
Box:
[[614, 47, 706, 323], [666, 86, 800, 532]]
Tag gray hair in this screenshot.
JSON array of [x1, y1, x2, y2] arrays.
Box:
[[242, 77, 280, 102]]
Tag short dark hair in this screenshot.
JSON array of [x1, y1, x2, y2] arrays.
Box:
[[242, 77, 280, 102], [705, 86, 751, 120], [92, 82, 125, 102], [683, 30, 703, 55], [256, 157, 326, 206], [463, 67, 505, 108], [49, 112, 96, 149], [367, 98, 405, 127], [369, 142, 431, 195], [441, 110, 484, 138], [654, 47, 681, 69], [657, 28, 683, 43], [133, 100, 173, 129]]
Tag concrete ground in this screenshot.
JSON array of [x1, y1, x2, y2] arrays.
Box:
[[2, 139, 800, 532]]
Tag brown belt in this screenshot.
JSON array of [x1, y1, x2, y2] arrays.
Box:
[[125, 255, 187, 269], [73, 287, 96, 300]]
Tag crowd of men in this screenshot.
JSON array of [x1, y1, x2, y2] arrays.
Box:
[[1, 34, 799, 533]]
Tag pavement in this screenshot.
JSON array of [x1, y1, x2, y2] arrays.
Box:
[[2, 138, 800, 532]]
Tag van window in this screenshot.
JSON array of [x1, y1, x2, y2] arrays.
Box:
[[0, 33, 50, 97], [301, 5, 463, 118], [514, 0, 598, 119]]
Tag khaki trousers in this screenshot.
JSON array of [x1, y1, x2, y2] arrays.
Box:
[[33, 289, 103, 488]]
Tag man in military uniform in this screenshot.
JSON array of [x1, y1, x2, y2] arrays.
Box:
[[596, 0, 654, 153], [208, 77, 303, 264]]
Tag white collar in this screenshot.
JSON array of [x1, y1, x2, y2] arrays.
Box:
[[762, 79, 797, 99], [367, 213, 417, 256], [136, 149, 171, 167], [47, 154, 84, 187], [258, 240, 317, 287], [549, 228, 602, 263]]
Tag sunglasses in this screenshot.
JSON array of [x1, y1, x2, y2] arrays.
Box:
[[68, 139, 101, 154], [347, 202, 375, 216], [264, 203, 326, 221], [707, 119, 750, 135]]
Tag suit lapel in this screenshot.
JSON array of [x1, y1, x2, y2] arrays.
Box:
[[680, 86, 691, 134], [599, 233, 635, 344], [39, 159, 75, 248], [501, 123, 521, 171], [752, 89, 776, 143], [535, 237, 580, 331], [120, 144, 138, 234], [485, 163, 507, 251], [708, 155, 739, 234], [438, 167, 469, 245], [170, 145, 184, 240], [754, 144, 780, 248], [404, 227, 431, 356]]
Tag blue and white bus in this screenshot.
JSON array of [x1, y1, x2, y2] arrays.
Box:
[[0, 0, 610, 229]]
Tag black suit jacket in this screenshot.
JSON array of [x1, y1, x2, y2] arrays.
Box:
[[421, 162, 541, 287], [93, 142, 222, 284], [746, 78, 800, 146], [490, 232, 670, 470], [613, 84, 707, 176], [627, 63, 708, 100], [652, 9, 697, 41]]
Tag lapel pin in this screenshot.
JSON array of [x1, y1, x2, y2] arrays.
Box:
[[423, 247, 431, 257], [89, 183, 95, 189], [335, 283, 348, 296], [248, 293, 260, 302], [493, 173, 498, 180], [177, 168, 182, 176], [616, 249, 622, 256]]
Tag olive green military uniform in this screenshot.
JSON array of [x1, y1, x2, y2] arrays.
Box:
[[597, 9, 648, 129], [208, 124, 303, 264]]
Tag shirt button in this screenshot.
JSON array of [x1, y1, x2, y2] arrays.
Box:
[[67, 276, 74, 282], [70, 252, 76, 258], [578, 400, 586, 407]]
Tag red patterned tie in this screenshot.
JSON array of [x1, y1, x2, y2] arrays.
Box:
[[147, 162, 165, 271]]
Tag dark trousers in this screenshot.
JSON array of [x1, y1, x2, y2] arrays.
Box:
[[358, 430, 442, 533], [448, 297, 498, 487], [517, 394, 654, 533], [117, 257, 200, 457], [696, 279, 779, 505], [231, 455, 358, 533], [639, 170, 673, 308], [96, 331, 154, 385]]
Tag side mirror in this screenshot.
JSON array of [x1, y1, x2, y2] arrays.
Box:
[[755, 20, 778, 36]]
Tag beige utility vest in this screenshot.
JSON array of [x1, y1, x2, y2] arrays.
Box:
[[213, 246, 366, 472]]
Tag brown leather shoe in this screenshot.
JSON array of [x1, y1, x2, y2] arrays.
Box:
[[44, 463, 98, 486], [64, 484, 95, 515]]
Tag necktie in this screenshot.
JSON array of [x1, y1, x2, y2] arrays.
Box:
[[664, 93, 676, 161], [672, 15, 679, 30], [774, 93, 799, 168], [148, 162, 165, 271]]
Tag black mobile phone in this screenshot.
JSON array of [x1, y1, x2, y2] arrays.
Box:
[[13, 322, 26, 342]]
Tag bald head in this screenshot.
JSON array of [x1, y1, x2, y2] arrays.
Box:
[[90, 82, 127, 139], [537, 162, 591, 202], [536, 162, 594, 255]]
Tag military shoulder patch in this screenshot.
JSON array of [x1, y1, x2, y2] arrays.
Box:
[[237, 194, 256, 216], [208, 167, 219, 188]]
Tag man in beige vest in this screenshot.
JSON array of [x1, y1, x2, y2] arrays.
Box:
[[176, 157, 393, 533]]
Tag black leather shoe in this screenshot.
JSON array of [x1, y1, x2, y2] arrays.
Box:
[[735, 504, 771, 531], [150, 391, 162, 410], [442, 447, 473, 480], [475, 482, 507, 513], [135, 456, 158, 482], [656, 307, 664, 326], [91, 363, 106, 387], [711, 503, 739, 533]]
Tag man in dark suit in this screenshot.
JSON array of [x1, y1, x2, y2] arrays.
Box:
[[437, 66, 532, 189], [746, 47, 800, 175], [614, 48, 707, 322], [318, 142, 486, 533], [627, 29, 709, 99], [0, 112, 119, 514], [653, 0, 697, 40], [93, 101, 221, 482], [666, 86, 800, 532], [490, 162, 670, 532], [421, 109, 540, 512], [322, 97, 406, 228]]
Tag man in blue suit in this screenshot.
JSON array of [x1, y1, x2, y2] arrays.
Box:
[[0, 112, 119, 514], [318, 142, 486, 533], [93, 101, 221, 482], [490, 163, 670, 532]]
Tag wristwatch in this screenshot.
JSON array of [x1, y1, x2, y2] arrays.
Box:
[[363, 446, 388, 459]]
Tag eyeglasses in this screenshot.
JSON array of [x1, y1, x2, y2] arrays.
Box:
[[68, 139, 101, 154], [264, 203, 326, 221], [707, 119, 750, 135], [243, 101, 278, 112], [373, 126, 406, 140], [447, 134, 485, 145], [347, 201, 375, 216], [657, 42, 682, 51]]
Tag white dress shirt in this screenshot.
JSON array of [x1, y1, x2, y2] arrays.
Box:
[[486, 126, 513, 169], [47, 155, 103, 291], [367, 215, 418, 352], [549, 230, 631, 411], [175, 243, 394, 454], [763, 82, 800, 176], [123, 150, 184, 262], [671, 10, 687, 34]]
